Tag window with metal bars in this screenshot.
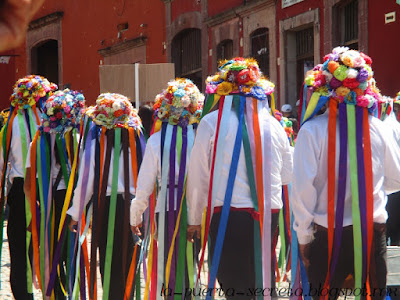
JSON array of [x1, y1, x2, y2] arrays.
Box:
[[216, 39, 233, 67], [251, 28, 269, 77], [295, 27, 314, 100], [171, 28, 202, 89], [333, 0, 358, 49], [343, 0, 358, 48]]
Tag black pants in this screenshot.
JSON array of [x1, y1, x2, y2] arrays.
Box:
[[99, 194, 135, 299], [209, 210, 279, 300], [306, 224, 387, 300], [386, 192, 400, 246], [7, 178, 33, 300], [53, 189, 67, 300]]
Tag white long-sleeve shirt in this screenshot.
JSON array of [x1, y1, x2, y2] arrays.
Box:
[[130, 130, 191, 226], [383, 113, 400, 146], [0, 109, 41, 185], [67, 135, 136, 221], [186, 107, 294, 226], [292, 110, 400, 245]]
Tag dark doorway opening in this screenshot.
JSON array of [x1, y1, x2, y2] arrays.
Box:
[[31, 39, 59, 85], [171, 28, 202, 90]]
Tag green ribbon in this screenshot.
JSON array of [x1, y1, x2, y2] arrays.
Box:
[[347, 105, 362, 300], [201, 94, 215, 118], [103, 128, 121, 300]]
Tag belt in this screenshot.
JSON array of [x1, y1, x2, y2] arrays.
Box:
[[213, 206, 280, 221], [314, 223, 386, 233]]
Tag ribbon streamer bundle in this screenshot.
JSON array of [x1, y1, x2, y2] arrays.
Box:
[[197, 57, 277, 300], [56, 93, 145, 300], [0, 75, 57, 292], [142, 78, 203, 299], [300, 47, 381, 300], [29, 89, 85, 299]]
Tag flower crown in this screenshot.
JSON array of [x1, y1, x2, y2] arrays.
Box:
[[304, 47, 380, 112], [41, 89, 86, 134], [205, 57, 275, 100], [86, 93, 142, 130], [153, 78, 204, 127], [10, 75, 58, 109], [394, 92, 400, 105]]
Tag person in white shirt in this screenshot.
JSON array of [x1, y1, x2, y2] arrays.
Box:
[[186, 58, 293, 298], [130, 78, 204, 297], [0, 75, 57, 299], [67, 93, 145, 299], [292, 48, 400, 299], [380, 95, 400, 246], [24, 89, 85, 299]]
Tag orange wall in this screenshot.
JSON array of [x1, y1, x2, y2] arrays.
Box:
[[8, 0, 166, 107]]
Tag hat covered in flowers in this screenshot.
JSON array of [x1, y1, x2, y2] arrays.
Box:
[[10, 75, 58, 109], [394, 92, 400, 105], [86, 93, 142, 130], [41, 89, 86, 134], [205, 57, 275, 100], [304, 47, 380, 112], [153, 78, 204, 127]]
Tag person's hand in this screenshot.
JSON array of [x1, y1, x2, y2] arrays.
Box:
[[0, 0, 45, 51], [299, 243, 311, 270], [131, 223, 142, 236], [68, 219, 78, 233], [187, 225, 201, 243]]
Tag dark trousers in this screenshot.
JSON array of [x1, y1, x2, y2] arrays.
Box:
[[7, 178, 33, 300], [386, 192, 400, 246], [209, 210, 279, 300], [306, 224, 387, 300], [99, 194, 135, 299], [53, 189, 67, 300]]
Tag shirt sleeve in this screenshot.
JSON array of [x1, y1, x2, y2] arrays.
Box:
[[130, 138, 158, 226], [277, 125, 293, 186], [291, 126, 319, 245], [67, 141, 95, 221], [25, 143, 32, 169], [383, 128, 400, 194], [186, 119, 213, 225]]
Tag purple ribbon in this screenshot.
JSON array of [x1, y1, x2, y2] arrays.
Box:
[[46, 222, 67, 295], [329, 103, 347, 280]]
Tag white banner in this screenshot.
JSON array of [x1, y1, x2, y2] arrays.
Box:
[[0, 56, 11, 64], [282, 0, 304, 8]]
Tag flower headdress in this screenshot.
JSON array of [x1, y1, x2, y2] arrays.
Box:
[[86, 93, 142, 130], [41, 89, 86, 134], [300, 47, 381, 124], [205, 57, 275, 101], [10, 75, 58, 110], [153, 78, 204, 128], [377, 95, 393, 121], [394, 92, 400, 105]]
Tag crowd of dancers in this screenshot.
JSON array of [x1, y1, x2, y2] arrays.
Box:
[[1, 47, 400, 300]]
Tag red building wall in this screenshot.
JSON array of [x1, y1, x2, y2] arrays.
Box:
[[368, 0, 400, 97], [0, 50, 17, 109], [208, 0, 243, 17], [171, 0, 201, 23], [10, 0, 166, 107]]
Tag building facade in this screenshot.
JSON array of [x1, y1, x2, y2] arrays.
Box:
[[0, 0, 399, 110]]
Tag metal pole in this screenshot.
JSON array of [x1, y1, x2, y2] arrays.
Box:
[[135, 63, 140, 109]]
